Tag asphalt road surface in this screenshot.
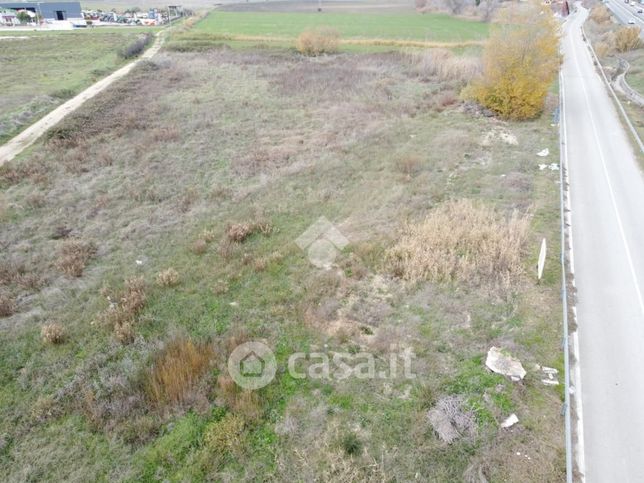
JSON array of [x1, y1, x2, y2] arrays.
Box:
[[604, 0, 644, 32], [562, 6, 644, 482]]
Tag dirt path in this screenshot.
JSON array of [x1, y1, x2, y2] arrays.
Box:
[[0, 33, 163, 166]]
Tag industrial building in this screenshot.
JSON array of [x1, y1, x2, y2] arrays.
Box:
[[0, 1, 82, 22]]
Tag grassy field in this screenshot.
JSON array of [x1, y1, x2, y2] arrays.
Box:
[[0, 29, 155, 144], [194, 11, 488, 42], [0, 31, 565, 481]]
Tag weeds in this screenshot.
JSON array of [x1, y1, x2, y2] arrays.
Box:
[[96, 276, 147, 343], [406, 48, 480, 83], [56, 239, 97, 277], [0, 291, 16, 317], [145, 337, 215, 408], [296, 27, 340, 56], [340, 432, 363, 456], [226, 221, 272, 243], [217, 375, 263, 422], [156, 268, 180, 287], [386, 199, 529, 287], [191, 239, 208, 255], [41, 322, 65, 344], [119, 33, 153, 59], [203, 413, 246, 453]]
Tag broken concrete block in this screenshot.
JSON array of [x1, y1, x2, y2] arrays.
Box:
[[485, 347, 526, 381], [501, 413, 519, 428]]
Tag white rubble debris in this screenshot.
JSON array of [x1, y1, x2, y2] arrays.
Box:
[[539, 163, 560, 171], [485, 347, 526, 381], [537, 148, 550, 157], [501, 413, 519, 428]]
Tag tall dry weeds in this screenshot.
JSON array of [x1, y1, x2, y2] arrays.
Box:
[[145, 337, 215, 408], [406, 48, 481, 83], [386, 199, 529, 288]]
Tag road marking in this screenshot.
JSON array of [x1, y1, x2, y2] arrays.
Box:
[[569, 18, 644, 321]]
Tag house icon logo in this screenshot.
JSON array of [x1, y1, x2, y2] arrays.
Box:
[[240, 351, 265, 377], [228, 341, 276, 390]]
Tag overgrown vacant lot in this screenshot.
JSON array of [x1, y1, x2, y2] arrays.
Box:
[[0, 29, 154, 144], [0, 45, 563, 481]]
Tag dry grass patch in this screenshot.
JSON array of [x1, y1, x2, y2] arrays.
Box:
[[386, 199, 529, 287], [41, 322, 65, 344], [55, 239, 97, 277], [226, 220, 273, 243], [145, 337, 215, 408], [0, 291, 16, 317], [96, 276, 146, 343], [190, 238, 208, 255], [217, 375, 263, 422], [406, 48, 481, 83], [156, 268, 180, 287], [296, 27, 340, 56]]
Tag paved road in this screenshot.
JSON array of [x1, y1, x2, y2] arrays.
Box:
[[562, 6, 644, 482], [0, 33, 163, 165], [605, 0, 644, 32]]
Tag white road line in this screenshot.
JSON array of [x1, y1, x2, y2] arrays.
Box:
[[569, 24, 644, 320]]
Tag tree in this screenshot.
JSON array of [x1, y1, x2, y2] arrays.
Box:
[[445, 0, 467, 14], [16, 11, 31, 24], [464, 1, 560, 120], [614, 26, 641, 52]]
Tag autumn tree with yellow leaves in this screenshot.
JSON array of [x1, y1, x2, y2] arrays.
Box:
[[465, 1, 561, 120]]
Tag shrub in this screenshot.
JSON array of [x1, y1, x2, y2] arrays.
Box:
[[97, 276, 146, 343], [203, 413, 246, 453], [0, 291, 16, 317], [590, 5, 612, 24], [465, 2, 560, 119], [118, 33, 153, 59], [191, 238, 208, 255], [56, 239, 97, 277], [41, 322, 65, 344], [156, 268, 180, 287], [386, 199, 529, 288], [594, 39, 614, 58], [296, 27, 340, 56], [146, 338, 215, 407], [226, 221, 272, 243], [340, 432, 363, 456], [614, 26, 641, 52]]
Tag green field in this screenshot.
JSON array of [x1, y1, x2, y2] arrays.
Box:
[[195, 11, 489, 42], [0, 29, 154, 144]]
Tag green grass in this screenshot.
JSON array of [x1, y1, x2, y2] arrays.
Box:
[[0, 29, 153, 144], [194, 11, 488, 42], [0, 44, 563, 481]]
